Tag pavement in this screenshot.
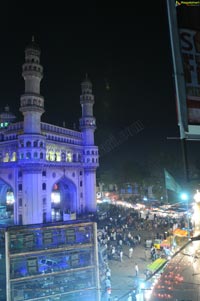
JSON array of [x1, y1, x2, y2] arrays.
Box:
[[102, 230, 156, 301], [105, 229, 198, 301]]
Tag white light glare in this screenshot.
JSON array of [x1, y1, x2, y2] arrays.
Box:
[[180, 192, 188, 201], [194, 190, 200, 203]]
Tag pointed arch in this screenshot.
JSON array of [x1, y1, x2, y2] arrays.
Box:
[[51, 176, 77, 221], [0, 177, 15, 224]]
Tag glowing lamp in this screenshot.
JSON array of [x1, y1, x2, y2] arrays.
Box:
[[194, 190, 200, 203], [180, 192, 188, 201]]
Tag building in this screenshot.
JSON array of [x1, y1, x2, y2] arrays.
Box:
[[0, 221, 100, 301], [0, 37, 99, 226], [0, 39, 100, 301]]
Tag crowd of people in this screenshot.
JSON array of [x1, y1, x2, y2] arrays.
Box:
[[96, 204, 191, 301]]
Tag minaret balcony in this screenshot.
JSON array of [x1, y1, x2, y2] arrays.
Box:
[[20, 94, 44, 110], [79, 118, 96, 127], [22, 64, 43, 79], [80, 95, 94, 104], [22, 63, 43, 72], [82, 162, 99, 169], [22, 70, 43, 80]]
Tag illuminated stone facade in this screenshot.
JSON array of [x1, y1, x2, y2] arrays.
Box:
[[0, 38, 99, 225]]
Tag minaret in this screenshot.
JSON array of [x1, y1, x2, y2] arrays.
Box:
[[20, 36, 44, 133], [17, 38, 46, 225], [79, 75, 96, 143], [79, 75, 99, 213]]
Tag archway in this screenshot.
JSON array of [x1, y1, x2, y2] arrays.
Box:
[[0, 179, 14, 224], [51, 176, 77, 221]]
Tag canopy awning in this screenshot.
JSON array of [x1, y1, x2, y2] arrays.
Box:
[[173, 228, 188, 237], [147, 258, 167, 273], [160, 239, 171, 248]]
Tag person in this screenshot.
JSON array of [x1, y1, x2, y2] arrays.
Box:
[[111, 246, 116, 259], [127, 293, 132, 301], [119, 239, 123, 246], [132, 289, 137, 301], [144, 248, 148, 261], [137, 234, 141, 244], [105, 277, 111, 289], [120, 250, 123, 262], [106, 268, 111, 279], [135, 263, 139, 277], [129, 247, 133, 258]]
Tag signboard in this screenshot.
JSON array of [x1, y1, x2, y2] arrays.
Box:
[[66, 228, 76, 242], [43, 231, 52, 244], [180, 28, 200, 125], [27, 257, 38, 274], [175, 3, 200, 138]]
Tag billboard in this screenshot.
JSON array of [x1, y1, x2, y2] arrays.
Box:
[[175, 3, 200, 138], [166, 1, 200, 181], [179, 28, 200, 125]]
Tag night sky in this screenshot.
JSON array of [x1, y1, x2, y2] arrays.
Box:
[[1, 2, 200, 175]]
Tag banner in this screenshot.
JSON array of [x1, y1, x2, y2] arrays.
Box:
[[164, 169, 182, 194]]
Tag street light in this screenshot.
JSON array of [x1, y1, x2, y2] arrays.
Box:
[[180, 192, 188, 201], [180, 192, 190, 238], [194, 190, 200, 203], [139, 282, 152, 301], [193, 190, 200, 233]]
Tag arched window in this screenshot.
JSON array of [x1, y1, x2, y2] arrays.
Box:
[[61, 152, 66, 161], [80, 181, 82, 187], [26, 141, 31, 147], [40, 142, 43, 147], [40, 152, 43, 159], [26, 152, 31, 159], [11, 152, 17, 161], [42, 183, 46, 190], [4, 153, 9, 162], [43, 212, 47, 223], [34, 152, 38, 158], [19, 214, 22, 224], [19, 140, 24, 147], [18, 184, 22, 191], [42, 170, 46, 176], [33, 140, 38, 147]]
